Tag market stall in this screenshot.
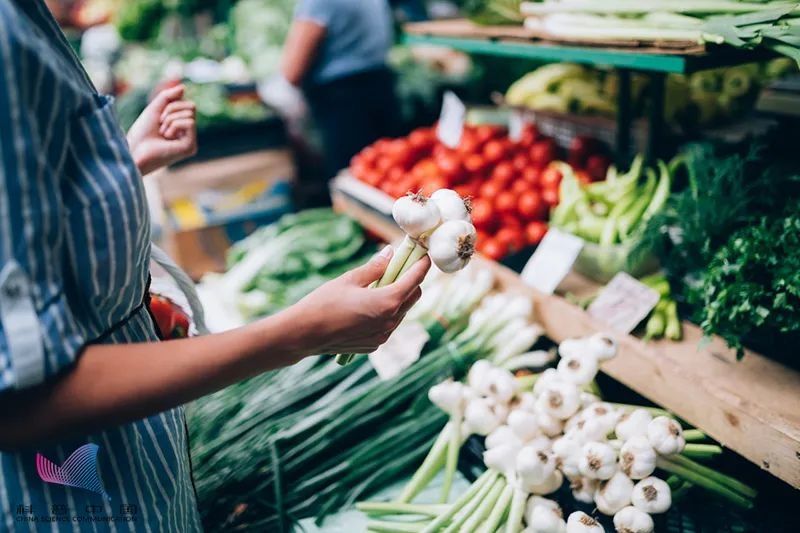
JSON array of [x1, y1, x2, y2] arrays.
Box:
[[27, 1, 800, 532]]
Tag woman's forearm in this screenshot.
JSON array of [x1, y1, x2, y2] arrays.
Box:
[[0, 305, 312, 450]]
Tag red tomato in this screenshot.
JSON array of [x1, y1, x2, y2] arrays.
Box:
[[525, 221, 548, 245], [494, 191, 518, 216], [483, 140, 507, 165], [569, 135, 603, 166], [495, 227, 525, 253], [454, 183, 478, 199], [522, 166, 541, 187], [470, 198, 497, 232], [575, 170, 593, 186], [409, 128, 435, 151], [412, 158, 439, 181], [530, 139, 559, 166], [500, 214, 523, 230], [475, 124, 502, 144], [512, 154, 530, 172], [511, 180, 530, 195], [586, 154, 611, 182], [491, 161, 516, 184], [481, 238, 508, 261], [464, 154, 488, 175], [436, 153, 465, 184], [519, 124, 540, 147], [540, 165, 564, 189], [457, 135, 481, 156], [518, 190, 547, 221], [479, 180, 504, 201], [419, 177, 447, 195], [475, 230, 490, 247], [542, 185, 560, 207], [386, 167, 404, 182], [350, 160, 369, 180], [363, 170, 382, 187]]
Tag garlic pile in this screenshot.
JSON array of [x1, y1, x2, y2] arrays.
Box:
[[427, 333, 692, 532]]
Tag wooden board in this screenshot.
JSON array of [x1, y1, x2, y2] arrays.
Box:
[[331, 182, 800, 490], [405, 19, 705, 55]]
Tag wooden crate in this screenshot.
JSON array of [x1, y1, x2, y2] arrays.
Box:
[[330, 178, 800, 489]]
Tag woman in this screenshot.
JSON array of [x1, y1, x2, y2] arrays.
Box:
[[0, 2, 429, 531], [282, 0, 403, 180]]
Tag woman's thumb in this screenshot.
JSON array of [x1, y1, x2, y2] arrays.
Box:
[[349, 245, 393, 287]]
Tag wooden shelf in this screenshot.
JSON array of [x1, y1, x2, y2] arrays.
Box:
[[403, 19, 773, 74], [331, 177, 800, 489]]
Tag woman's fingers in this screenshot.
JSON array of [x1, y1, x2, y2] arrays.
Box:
[[152, 84, 185, 111], [159, 110, 196, 136], [160, 100, 196, 122], [162, 118, 196, 140]]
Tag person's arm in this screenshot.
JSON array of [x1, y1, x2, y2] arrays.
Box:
[[280, 19, 326, 86], [0, 251, 430, 450]]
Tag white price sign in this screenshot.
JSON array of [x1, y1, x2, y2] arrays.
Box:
[[520, 228, 584, 294], [369, 322, 430, 380], [587, 272, 661, 334], [508, 110, 525, 142], [436, 91, 466, 149]]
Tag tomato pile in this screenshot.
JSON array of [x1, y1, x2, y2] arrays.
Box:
[[350, 123, 610, 260]]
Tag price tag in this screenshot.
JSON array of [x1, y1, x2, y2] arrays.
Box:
[[520, 228, 584, 294], [508, 110, 525, 142], [369, 321, 430, 380], [587, 272, 660, 334], [436, 91, 466, 149]]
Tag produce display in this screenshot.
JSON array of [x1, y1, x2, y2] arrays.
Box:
[[189, 261, 545, 531], [636, 144, 800, 359], [505, 60, 796, 127], [520, 1, 800, 64], [350, 123, 612, 259], [201, 209, 375, 320], [336, 188, 478, 365], [358, 336, 757, 532]]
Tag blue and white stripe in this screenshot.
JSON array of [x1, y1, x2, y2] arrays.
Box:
[[0, 2, 201, 531]]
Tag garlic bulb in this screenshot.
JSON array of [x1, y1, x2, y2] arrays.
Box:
[[579, 441, 618, 480], [467, 360, 494, 395], [526, 499, 566, 533], [392, 192, 441, 238], [486, 425, 523, 450], [428, 220, 477, 273], [518, 392, 538, 412], [430, 188, 471, 223], [507, 409, 540, 442], [613, 506, 654, 533], [580, 392, 601, 408], [594, 471, 634, 516], [586, 333, 618, 361], [631, 477, 672, 514], [585, 403, 621, 431], [536, 410, 566, 438], [568, 476, 598, 504], [517, 447, 556, 485], [536, 381, 581, 420], [570, 415, 613, 444], [522, 470, 563, 495], [464, 397, 503, 436], [533, 368, 563, 396], [557, 354, 599, 385], [615, 409, 652, 441], [552, 436, 582, 478], [483, 442, 520, 475], [558, 338, 588, 360], [427, 379, 465, 417], [646, 416, 685, 455], [566, 511, 605, 533], [619, 436, 657, 480], [487, 367, 518, 403]]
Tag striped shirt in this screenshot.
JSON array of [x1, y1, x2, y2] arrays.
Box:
[[0, 2, 201, 531]]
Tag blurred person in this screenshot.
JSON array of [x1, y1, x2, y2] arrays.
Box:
[[0, 1, 429, 531], [281, 0, 403, 181]]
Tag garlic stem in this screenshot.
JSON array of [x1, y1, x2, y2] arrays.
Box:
[[443, 477, 502, 533], [357, 502, 450, 517], [682, 429, 707, 442], [681, 443, 722, 460], [440, 415, 462, 503], [368, 519, 428, 533], [504, 487, 528, 533], [397, 241, 429, 280], [421, 470, 497, 533], [660, 454, 757, 499], [379, 235, 417, 287], [656, 457, 755, 509], [399, 423, 451, 503], [480, 483, 513, 533], [459, 478, 505, 532], [514, 373, 539, 392], [609, 403, 671, 418]]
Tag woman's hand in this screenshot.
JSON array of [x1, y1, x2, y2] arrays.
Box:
[[285, 246, 431, 355], [127, 84, 198, 176]]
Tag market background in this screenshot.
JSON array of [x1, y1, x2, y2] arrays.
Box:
[[45, 1, 799, 532]]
